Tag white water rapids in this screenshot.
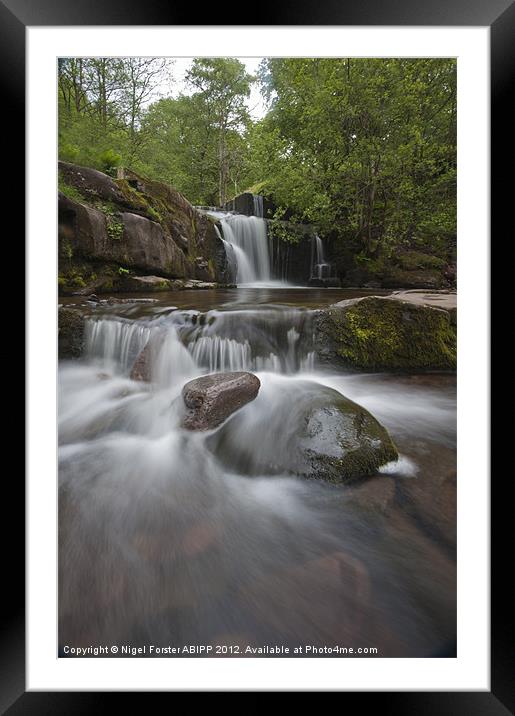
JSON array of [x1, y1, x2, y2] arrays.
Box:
[[59, 297, 456, 657]]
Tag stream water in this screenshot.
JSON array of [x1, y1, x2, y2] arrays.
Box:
[[59, 288, 456, 658]]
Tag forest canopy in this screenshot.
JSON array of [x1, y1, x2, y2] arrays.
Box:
[[58, 56, 456, 264]]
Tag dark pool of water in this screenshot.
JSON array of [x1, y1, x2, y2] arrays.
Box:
[[60, 286, 393, 316]]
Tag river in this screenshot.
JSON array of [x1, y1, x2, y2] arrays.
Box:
[[58, 286, 456, 658]]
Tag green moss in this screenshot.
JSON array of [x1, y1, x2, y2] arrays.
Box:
[[396, 251, 446, 271], [106, 215, 124, 241], [268, 218, 303, 245], [94, 203, 124, 241], [147, 206, 162, 223], [115, 177, 182, 234], [318, 297, 456, 371], [58, 173, 85, 203], [115, 179, 149, 212], [62, 240, 73, 260], [58, 270, 86, 291], [238, 180, 268, 197]]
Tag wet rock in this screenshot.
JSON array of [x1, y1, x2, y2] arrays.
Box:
[[397, 467, 456, 549], [194, 256, 214, 282], [307, 277, 342, 288], [296, 392, 398, 482], [121, 275, 171, 291], [388, 289, 456, 311], [129, 333, 166, 382], [238, 550, 371, 644], [130, 341, 152, 382], [209, 381, 397, 483], [169, 279, 235, 290], [182, 372, 261, 431], [58, 307, 85, 359], [314, 295, 456, 372], [101, 297, 160, 305], [344, 475, 397, 513]]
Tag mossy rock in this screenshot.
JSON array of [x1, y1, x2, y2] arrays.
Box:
[[296, 389, 398, 482], [58, 307, 85, 358], [315, 296, 456, 372], [208, 380, 398, 483], [119, 275, 172, 292]]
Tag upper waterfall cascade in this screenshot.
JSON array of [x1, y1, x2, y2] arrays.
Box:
[[206, 195, 272, 285]]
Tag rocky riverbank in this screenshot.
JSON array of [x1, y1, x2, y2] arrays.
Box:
[[58, 162, 233, 295]]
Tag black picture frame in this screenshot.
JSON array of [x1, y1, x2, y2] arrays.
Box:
[[7, 0, 506, 709]]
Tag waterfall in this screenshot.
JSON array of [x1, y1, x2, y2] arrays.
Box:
[[85, 318, 151, 372], [84, 307, 316, 379], [208, 211, 271, 285], [311, 234, 332, 279], [253, 194, 264, 218], [189, 335, 252, 372]]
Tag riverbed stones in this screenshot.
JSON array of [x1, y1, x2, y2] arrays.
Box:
[[209, 380, 397, 483], [181, 372, 261, 431], [58, 307, 85, 359], [314, 295, 456, 371]]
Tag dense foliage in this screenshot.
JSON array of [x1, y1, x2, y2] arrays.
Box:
[[59, 57, 456, 264]]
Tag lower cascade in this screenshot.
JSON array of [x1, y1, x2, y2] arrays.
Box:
[[85, 307, 316, 377]]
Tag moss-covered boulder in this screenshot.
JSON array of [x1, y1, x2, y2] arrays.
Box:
[[315, 296, 456, 371], [58, 161, 232, 294], [58, 307, 85, 359], [208, 380, 397, 483]]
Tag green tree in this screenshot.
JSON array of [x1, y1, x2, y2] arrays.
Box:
[[251, 58, 456, 262], [186, 59, 254, 205]]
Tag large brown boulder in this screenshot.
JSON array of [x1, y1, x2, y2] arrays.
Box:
[[58, 194, 186, 279], [119, 212, 186, 277], [181, 372, 261, 431], [58, 161, 232, 293]]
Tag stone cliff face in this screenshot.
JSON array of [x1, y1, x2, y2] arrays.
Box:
[[58, 162, 231, 294]]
